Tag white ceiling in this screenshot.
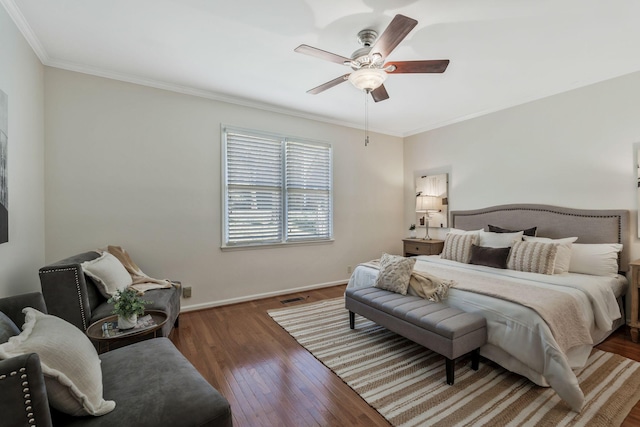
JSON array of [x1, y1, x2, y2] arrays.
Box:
[[4, 0, 640, 137]]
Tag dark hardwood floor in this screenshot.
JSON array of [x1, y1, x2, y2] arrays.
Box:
[[169, 285, 640, 427]]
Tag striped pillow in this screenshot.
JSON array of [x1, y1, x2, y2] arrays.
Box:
[[441, 233, 477, 264], [507, 241, 558, 275]]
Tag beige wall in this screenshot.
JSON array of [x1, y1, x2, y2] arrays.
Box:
[[404, 71, 640, 261], [44, 68, 404, 309], [0, 6, 45, 297]]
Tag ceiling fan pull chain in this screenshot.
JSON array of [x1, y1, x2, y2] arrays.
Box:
[[364, 91, 369, 147]]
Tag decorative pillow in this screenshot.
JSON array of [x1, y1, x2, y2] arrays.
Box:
[[507, 241, 558, 275], [488, 225, 537, 237], [82, 252, 132, 298], [478, 230, 524, 248], [441, 233, 477, 264], [0, 311, 20, 344], [374, 253, 416, 295], [523, 236, 577, 274], [0, 308, 115, 416], [469, 245, 511, 269], [569, 243, 622, 276]]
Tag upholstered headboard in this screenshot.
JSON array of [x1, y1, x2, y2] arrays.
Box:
[[450, 204, 630, 272]]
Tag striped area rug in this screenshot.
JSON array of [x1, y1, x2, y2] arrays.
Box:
[[268, 297, 640, 427]]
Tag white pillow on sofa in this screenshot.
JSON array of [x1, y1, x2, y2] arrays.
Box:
[[82, 252, 132, 298], [569, 243, 622, 277], [0, 308, 115, 416], [523, 236, 577, 274]]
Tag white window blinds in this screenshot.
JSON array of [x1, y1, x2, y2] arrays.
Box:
[[223, 127, 332, 247], [286, 141, 331, 240]]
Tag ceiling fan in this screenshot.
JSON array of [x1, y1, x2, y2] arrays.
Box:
[[294, 14, 449, 102]]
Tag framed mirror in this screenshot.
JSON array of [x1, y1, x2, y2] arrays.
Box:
[[415, 173, 448, 233]]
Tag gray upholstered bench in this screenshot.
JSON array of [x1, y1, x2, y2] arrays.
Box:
[[345, 287, 487, 385]]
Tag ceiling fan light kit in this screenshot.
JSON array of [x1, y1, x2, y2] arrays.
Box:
[[348, 68, 387, 92]]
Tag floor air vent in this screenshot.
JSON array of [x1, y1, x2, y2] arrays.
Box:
[[280, 297, 306, 304]]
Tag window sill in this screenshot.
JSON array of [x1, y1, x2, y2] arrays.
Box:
[[221, 239, 334, 251]]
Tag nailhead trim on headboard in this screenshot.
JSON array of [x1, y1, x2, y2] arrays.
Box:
[[450, 204, 630, 272]]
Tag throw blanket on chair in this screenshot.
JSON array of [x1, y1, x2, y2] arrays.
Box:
[[105, 245, 177, 293]]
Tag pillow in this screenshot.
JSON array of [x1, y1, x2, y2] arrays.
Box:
[[441, 233, 477, 264], [374, 253, 416, 295], [488, 225, 537, 237], [448, 228, 483, 236], [523, 236, 577, 274], [0, 311, 20, 344], [469, 245, 511, 269], [507, 241, 558, 275], [0, 308, 115, 416], [478, 230, 524, 248], [82, 252, 132, 298], [569, 243, 622, 276]]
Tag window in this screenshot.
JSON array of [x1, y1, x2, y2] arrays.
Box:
[[222, 126, 332, 248]]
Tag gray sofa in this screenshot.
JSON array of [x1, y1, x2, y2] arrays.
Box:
[[39, 251, 180, 338], [0, 292, 232, 427]]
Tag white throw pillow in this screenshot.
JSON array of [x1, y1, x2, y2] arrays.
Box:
[[82, 252, 132, 298], [523, 236, 578, 274], [448, 228, 483, 236], [0, 308, 115, 416], [478, 230, 523, 248], [569, 243, 622, 277]]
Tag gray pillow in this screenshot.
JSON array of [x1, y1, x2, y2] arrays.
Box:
[[0, 311, 20, 344]]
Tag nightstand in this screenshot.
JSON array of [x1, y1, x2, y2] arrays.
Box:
[[402, 238, 444, 257], [630, 259, 640, 342]]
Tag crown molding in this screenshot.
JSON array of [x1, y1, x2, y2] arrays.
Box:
[[1, 0, 403, 138], [1, 0, 49, 63]]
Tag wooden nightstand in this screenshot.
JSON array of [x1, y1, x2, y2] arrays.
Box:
[[402, 238, 444, 257], [630, 259, 640, 342]]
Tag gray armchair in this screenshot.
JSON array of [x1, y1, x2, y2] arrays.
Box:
[[0, 292, 232, 427], [39, 251, 180, 337]]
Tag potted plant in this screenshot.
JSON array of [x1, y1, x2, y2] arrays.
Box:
[[107, 288, 151, 329], [409, 224, 417, 238]]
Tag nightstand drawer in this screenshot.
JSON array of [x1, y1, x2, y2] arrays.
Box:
[[402, 239, 444, 257]]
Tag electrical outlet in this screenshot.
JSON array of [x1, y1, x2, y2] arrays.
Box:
[[347, 265, 352, 274], [182, 286, 192, 298]]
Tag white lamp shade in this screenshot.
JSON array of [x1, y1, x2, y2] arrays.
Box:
[[416, 196, 439, 213], [348, 68, 387, 92]]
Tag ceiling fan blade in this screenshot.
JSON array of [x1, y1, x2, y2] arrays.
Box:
[[294, 44, 351, 65], [307, 74, 350, 95], [370, 14, 418, 58], [385, 60, 450, 74], [371, 85, 389, 103]]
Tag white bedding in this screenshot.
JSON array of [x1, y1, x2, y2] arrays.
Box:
[[346, 255, 628, 412]]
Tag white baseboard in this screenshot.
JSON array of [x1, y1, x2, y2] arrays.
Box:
[[180, 280, 347, 312]]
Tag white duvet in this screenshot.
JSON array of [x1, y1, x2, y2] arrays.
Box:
[[346, 255, 627, 412]]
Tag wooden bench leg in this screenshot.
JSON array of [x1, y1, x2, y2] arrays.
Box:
[[446, 358, 454, 385], [471, 348, 480, 371], [349, 311, 355, 329]]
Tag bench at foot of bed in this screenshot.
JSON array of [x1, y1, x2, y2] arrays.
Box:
[[345, 287, 487, 385]]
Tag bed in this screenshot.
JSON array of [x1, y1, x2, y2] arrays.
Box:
[[347, 204, 629, 412]]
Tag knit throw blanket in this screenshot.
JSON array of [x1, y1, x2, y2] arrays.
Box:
[[104, 245, 176, 293]]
